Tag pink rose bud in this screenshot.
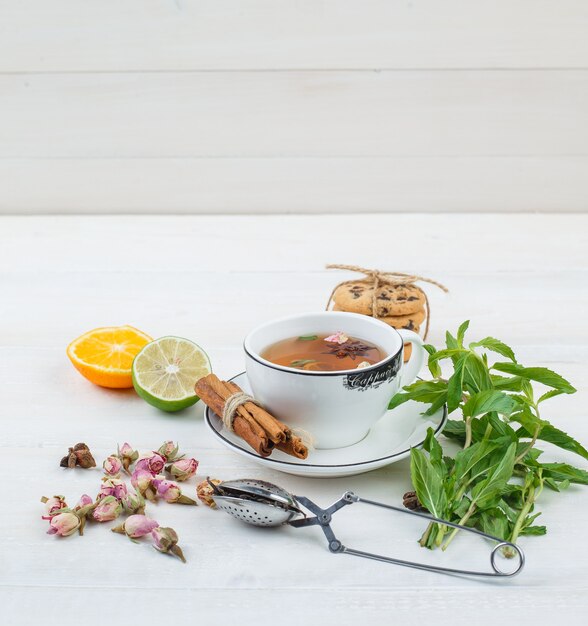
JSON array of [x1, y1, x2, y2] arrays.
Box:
[[197, 479, 222, 508], [75, 494, 93, 509], [151, 527, 186, 562], [122, 489, 145, 515], [131, 469, 157, 501], [92, 495, 122, 522], [100, 477, 128, 501], [157, 441, 183, 462], [40, 495, 68, 519], [117, 442, 139, 472], [167, 458, 198, 482], [135, 452, 166, 475], [152, 478, 197, 505], [324, 331, 349, 345], [47, 512, 81, 537], [112, 514, 159, 539], [103, 455, 122, 477]]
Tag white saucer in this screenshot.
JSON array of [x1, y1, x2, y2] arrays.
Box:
[[204, 372, 447, 478]]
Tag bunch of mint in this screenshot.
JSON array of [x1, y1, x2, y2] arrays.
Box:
[[391, 321, 587, 553]]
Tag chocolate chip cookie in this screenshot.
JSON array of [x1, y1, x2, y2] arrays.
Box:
[[332, 281, 426, 316]]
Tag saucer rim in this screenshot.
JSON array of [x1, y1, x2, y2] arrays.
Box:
[[204, 371, 448, 469]]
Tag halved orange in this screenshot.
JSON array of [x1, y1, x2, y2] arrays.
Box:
[[67, 325, 152, 388]]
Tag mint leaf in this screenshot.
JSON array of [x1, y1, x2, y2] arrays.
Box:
[[470, 442, 516, 509], [423, 344, 442, 378], [446, 353, 469, 412], [490, 374, 525, 391], [410, 448, 447, 519], [470, 337, 516, 362], [441, 420, 466, 444], [462, 389, 516, 418], [423, 427, 445, 476], [388, 392, 411, 411], [480, 508, 510, 540], [445, 331, 459, 350], [456, 320, 470, 347], [537, 389, 565, 404], [516, 422, 588, 461], [453, 440, 501, 484], [537, 462, 588, 485], [520, 525, 547, 536], [492, 363, 576, 394]]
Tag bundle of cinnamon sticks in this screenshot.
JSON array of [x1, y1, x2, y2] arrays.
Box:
[[195, 374, 308, 460]]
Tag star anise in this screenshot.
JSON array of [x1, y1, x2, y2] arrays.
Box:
[[323, 340, 373, 360]]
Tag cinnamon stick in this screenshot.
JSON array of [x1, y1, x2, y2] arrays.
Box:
[[277, 436, 308, 460], [195, 377, 273, 457], [196, 373, 309, 459], [225, 380, 287, 443]]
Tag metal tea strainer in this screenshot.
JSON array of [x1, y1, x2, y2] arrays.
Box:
[[209, 478, 525, 578]]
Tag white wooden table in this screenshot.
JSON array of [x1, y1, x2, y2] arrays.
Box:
[[1, 214, 587, 625]]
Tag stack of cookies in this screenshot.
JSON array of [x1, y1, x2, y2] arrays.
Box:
[[331, 282, 426, 361]]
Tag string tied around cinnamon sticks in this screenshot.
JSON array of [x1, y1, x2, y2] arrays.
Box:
[[221, 391, 256, 432], [325, 264, 448, 340]]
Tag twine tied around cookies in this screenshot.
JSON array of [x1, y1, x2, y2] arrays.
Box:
[[325, 264, 448, 340]]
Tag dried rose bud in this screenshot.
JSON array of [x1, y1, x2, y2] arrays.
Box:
[[151, 527, 186, 563], [73, 443, 96, 468], [131, 469, 157, 501], [197, 479, 221, 508], [112, 514, 159, 539], [135, 452, 166, 475], [99, 477, 128, 501], [60, 443, 96, 469], [152, 478, 197, 505], [74, 494, 94, 509], [157, 441, 183, 462], [47, 512, 81, 537], [122, 489, 145, 515], [92, 495, 122, 522], [117, 442, 139, 472], [103, 455, 122, 477], [324, 332, 349, 345], [41, 495, 68, 519], [167, 458, 198, 482]]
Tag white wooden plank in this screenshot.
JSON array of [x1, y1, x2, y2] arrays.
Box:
[[1, 268, 588, 345], [1, 587, 587, 626], [2, 156, 587, 214], [1, 1, 588, 71], [1, 215, 586, 274], [1, 71, 586, 158]]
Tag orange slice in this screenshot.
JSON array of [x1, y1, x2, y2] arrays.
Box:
[[67, 325, 152, 388]]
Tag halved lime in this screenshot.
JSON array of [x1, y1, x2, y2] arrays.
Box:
[[132, 336, 211, 412]]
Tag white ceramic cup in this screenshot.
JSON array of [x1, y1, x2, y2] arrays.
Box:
[[244, 311, 425, 449]]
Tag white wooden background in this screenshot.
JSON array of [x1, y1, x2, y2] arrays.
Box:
[[1, 214, 587, 625], [1, 1, 587, 214]]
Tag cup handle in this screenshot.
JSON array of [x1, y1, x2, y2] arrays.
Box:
[[396, 329, 426, 386]]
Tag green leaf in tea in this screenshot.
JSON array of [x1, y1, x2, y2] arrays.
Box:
[[289, 359, 317, 367], [297, 335, 318, 341]]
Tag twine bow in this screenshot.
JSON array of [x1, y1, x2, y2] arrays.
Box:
[[325, 264, 448, 340]]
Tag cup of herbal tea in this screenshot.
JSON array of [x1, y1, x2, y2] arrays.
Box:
[[243, 311, 425, 449]]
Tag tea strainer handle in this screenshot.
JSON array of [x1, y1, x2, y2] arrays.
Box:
[[290, 491, 525, 579]]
